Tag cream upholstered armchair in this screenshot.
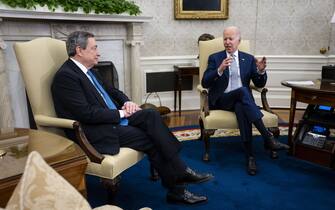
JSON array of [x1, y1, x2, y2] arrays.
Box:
[[198, 37, 280, 161], [13, 38, 144, 194]]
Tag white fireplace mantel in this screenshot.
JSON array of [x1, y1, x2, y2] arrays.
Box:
[[0, 6, 152, 128]]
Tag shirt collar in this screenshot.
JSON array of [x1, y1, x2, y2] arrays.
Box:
[[70, 58, 89, 74], [226, 50, 239, 60]]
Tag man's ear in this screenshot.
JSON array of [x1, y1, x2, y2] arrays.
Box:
[[75, 46, 82, 56]]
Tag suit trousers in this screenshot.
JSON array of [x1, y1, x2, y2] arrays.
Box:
[[116, 109, 187, 188], [215, 87, 263, 144]]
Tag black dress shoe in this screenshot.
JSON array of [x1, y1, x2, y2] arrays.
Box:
[[247, 157, 257, 176], [177, 167, 213, 184], [264, 136, 290, 151], [166, 189, 207, 204]]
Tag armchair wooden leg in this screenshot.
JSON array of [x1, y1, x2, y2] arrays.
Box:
[[203, 129, 215, 162], [199, 117, 204, 141], [101, 176, 121, 203]]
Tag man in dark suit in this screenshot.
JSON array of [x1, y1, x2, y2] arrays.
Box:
[[201, 26, 289, 176], [51, 31, 212, 204]]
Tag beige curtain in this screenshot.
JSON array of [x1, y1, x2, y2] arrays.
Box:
[[0, 39, 14, 128]]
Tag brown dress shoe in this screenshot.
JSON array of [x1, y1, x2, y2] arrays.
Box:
[[247, 157, 257, 176]]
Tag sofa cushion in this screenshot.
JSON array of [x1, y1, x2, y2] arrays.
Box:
[[5, 151, 91, 210]]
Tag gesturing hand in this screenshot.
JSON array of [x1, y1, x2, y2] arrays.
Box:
[[256, 56, 267, 73], [218, 56, 233, 74]]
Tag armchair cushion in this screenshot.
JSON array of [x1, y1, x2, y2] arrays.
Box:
[[86, 148, 144, 179], [201, 110, 278, 130]]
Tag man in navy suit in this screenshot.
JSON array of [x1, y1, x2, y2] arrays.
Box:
[[202, 26, 289, 175], [51, 31, 212, 204]]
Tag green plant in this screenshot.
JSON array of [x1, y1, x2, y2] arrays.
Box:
[[0, 0, 141, 15]]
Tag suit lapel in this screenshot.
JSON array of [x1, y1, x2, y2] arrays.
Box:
[[67, 60, 108, 108], [238, 52, 247, 83]]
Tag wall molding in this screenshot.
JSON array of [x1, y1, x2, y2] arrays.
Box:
[[140, 55, 334, 111]]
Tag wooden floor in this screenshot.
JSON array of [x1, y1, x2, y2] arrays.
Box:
[[164, 108, 305, 128]]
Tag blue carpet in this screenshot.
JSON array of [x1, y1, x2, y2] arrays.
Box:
[[87, 136, 335, 210]]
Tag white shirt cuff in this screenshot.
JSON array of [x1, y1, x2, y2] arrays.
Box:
[[217, 68, 223, 76], [119, 110, 125, 118]]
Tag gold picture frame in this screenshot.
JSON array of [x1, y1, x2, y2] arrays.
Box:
[[174, 0, 229, 20]]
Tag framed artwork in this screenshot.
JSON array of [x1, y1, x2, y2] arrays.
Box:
[[174, 0, 229, 20]]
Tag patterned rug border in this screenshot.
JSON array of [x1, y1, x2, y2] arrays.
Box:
[[171, 125, 292, 141]]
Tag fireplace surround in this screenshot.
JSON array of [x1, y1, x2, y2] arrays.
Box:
[[0, 6, 151, 127]]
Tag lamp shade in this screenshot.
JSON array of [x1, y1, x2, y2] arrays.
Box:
[[331, 11, 335, 23]]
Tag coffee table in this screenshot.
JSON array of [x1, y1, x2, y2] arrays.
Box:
[[0, 128, 87, 207]]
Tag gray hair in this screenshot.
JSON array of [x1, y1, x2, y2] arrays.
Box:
[[224, 26, 241, 41], [66, 31, 95, 57]]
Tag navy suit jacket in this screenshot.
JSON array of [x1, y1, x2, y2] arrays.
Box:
[[201, 50, 267, 109], [51, 59, 130, 154]]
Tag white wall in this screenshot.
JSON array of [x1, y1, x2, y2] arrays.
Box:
[[134, 0, 335, 110], [134, 0, 335, 56], [1, 0, 335, 127]]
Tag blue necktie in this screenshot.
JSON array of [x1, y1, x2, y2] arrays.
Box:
[[87, 70, 128, 126], [230, 55, 239, 91]]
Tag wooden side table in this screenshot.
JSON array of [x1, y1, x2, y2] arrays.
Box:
[[0, 128, 87, 207], [173, 65, 199, 116], [281, 79, 335, 168]]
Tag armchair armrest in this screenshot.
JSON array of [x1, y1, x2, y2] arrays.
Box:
[[34, 114, 104, 164], [197, 84, 210, 116], [34, 115, 75, 128], [249, 83, 264, 93], [249, 84, 274, 114], [197, 83, 276, 117], [197, 84, 208, 94]]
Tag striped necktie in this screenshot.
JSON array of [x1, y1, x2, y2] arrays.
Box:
[[230, 55, 239, 91], [87, 70, 128, 126]]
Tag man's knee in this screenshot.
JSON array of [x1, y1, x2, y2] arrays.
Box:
[[235, 87, 253, 101], [237, 86, 250, 95], [140, 108, 161, 118]]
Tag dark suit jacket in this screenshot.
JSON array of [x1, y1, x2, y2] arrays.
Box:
[[51, 59, 130, 154], [201, 50, 267, 109]]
